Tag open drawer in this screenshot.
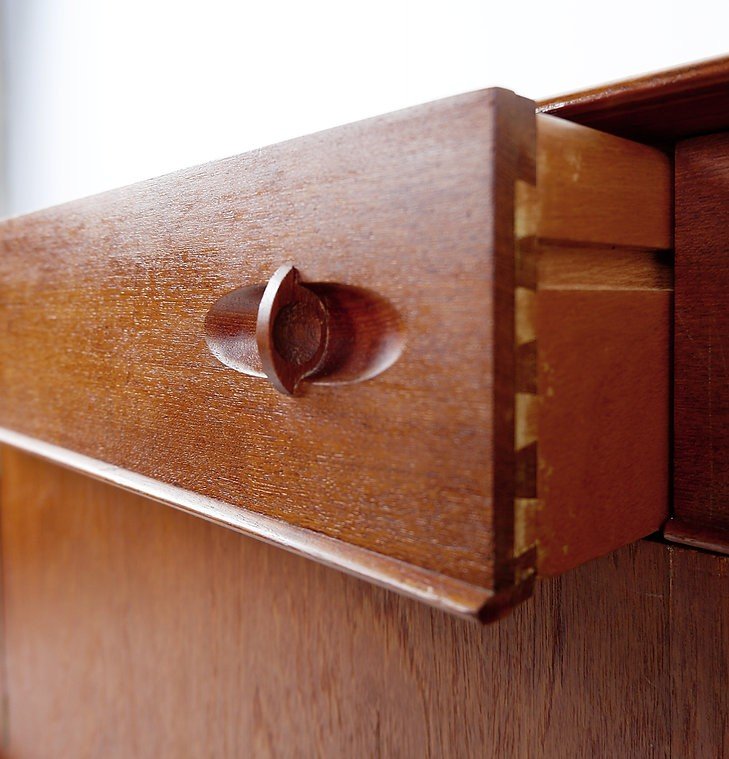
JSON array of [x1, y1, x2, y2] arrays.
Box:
[[0, 88, 672, 620]]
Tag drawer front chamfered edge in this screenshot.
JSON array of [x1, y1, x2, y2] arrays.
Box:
[[0, 89, 536, 616]]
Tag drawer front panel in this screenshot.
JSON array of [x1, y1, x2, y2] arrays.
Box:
[[0, 90, 536, 610]]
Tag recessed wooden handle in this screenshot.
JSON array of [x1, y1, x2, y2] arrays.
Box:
[[204, 266, 404, 395]]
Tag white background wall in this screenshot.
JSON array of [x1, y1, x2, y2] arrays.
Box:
[[3, 0, 728, 216]]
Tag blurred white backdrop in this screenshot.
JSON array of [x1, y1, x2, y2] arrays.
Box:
[[2, 0, 728, 216]]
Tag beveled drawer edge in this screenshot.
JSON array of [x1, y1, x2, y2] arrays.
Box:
[[0, 427, 533, 621]]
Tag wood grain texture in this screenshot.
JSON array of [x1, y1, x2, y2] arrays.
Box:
[[0, 448, 688, 758], [530, 116, 672, 575], [670, 547, 729, 757], [0, 89, 676, 620], [539, 55, 729, 144], [536, 289, 671, 574], [1, 56, 727, 759], [0, 427, 513, 619], [536, 114, 672, 248], [667, 131, 729, 551], [538, 244, 673, 291], [0, 89, 536, 611], [4, 450, 729, 757]]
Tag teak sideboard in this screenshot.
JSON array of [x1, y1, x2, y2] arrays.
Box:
[[0, 57, 727, 757]]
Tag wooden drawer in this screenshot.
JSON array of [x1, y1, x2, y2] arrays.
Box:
[[0, 88, 672, 619]]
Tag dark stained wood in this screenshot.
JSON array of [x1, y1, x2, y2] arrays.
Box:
[[666, 131, 729, 552], [539, 55, 729, 145], [670, 547, 729, 757], [0, 447, 680, 758], [663, 519, 729, 556], [255, 265, 329, 395], [205, 268, 407, 389], [0, 89, 537, 615]]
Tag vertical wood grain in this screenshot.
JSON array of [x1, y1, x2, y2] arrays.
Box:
[[670, 548, 729, 757], [669, 132, 729, 551], [5, 447, 717, 758]]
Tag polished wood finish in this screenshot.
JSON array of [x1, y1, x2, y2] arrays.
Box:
[[0, 86, 676, 618], [255, 265, 330, 395], [0, 427, 498, 618], [3, 448, 727, 758], [205, 268, 406, 388], [666, 132, 729, 552], [0, 89, 537, 616], [1, 57, 727, 758], [539, 55, 729, 145]]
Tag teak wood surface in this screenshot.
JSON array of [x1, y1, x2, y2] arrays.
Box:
[[1, 448, 726, 758], [529, 116, 671, 575], [1, 55, 728, 757], [667, 131, 729, 551], [539, 54, 729, 144], [542, 54, 729, 559], [0, 91, 674, 617], [0, 89, 537, 617]]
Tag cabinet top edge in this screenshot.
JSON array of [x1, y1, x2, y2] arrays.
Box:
[[538, 55, 729, 145]]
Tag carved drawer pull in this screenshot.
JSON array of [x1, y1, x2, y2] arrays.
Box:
[[257, 265, 330, 394], [205, 265, 404, 395]]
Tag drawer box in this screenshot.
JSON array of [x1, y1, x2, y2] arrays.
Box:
[[0, 89, 672, 619]]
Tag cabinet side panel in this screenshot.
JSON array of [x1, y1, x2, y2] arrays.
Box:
[[670, 547, 729, 756], [0, 448, 679, 758], [668, 132, 729, 549]]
